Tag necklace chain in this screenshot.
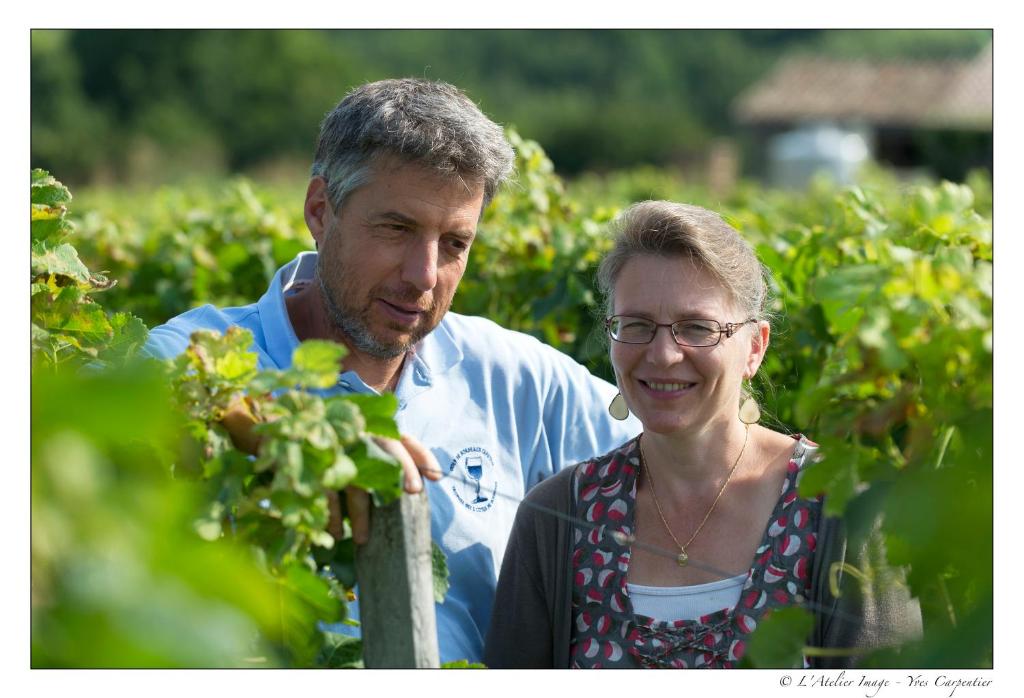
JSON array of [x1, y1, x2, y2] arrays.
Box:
[[638, 424, 750, 567]]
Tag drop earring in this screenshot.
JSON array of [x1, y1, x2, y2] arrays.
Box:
[[608, 393, 629, 421], [739, 393, 761, 425]]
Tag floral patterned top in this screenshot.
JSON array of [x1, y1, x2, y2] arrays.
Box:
[[569, 435, 822, 668]]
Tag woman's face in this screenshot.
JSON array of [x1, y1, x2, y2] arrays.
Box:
[[610, 254, 767, 438]]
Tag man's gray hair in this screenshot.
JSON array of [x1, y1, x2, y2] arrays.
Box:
[[311, 78, 515, 210]]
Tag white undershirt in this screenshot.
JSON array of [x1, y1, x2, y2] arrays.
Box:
[[627, 573, 748, 621]]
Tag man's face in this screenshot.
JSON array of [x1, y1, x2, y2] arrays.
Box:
[[311, 160, 485, 359]]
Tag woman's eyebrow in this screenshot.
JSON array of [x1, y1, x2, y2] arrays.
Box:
[[615, 309, 717, 318]]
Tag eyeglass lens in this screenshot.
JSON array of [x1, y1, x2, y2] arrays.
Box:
[[609, 316, 722, 346]]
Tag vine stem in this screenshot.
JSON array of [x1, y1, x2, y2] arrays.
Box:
[[938, 574, 958, 628], [934, 425, 956, 469], [802, 645, 861, 658], [278, 581, 287, 651]]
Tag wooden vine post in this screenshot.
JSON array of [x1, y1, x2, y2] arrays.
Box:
[[355, 491, 440, 668]]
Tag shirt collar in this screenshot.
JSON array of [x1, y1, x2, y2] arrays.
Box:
[[254, 252, 311, 370], [258, 251, 464, 391], [398, 315, 463, 398]]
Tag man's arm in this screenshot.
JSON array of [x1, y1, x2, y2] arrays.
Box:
[[533, 346, 641, 484]]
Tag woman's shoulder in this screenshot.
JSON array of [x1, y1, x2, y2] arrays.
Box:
[[524, 465, 576, 508], [526, 438, 639, 509], [754, 427, 818, 466]]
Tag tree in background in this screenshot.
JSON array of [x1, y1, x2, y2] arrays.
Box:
[[31, 29, 991, 187]]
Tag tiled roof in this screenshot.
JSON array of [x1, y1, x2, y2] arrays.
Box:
[[734, 45, 991, 130]]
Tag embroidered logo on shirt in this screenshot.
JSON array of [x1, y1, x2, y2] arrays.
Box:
[[449, 446, 498, 513]]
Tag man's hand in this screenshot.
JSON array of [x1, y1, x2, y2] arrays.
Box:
[[220, 396, 440, 546], [335, 434, 442, 545], [220, 394, 262, 455]]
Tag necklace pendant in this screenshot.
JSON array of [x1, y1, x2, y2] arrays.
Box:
[[676, 551, 689, 567]]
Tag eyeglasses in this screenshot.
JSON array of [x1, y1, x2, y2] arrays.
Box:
[[605, 315, 757, 347]]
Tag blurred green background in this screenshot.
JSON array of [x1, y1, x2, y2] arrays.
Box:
[[31, 29, 992, 188]]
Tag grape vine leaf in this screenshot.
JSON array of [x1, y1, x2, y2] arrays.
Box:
[[31, 241, 92, 283], [316, 632, 364, 668], [431, 541, 450, 604], [441, 659, 486, 668], [348, 438, 402, 503], [188, 327, 259, 384], [272, 562, 343, 666], [743, 606, 814, 668], [33, 288, 112, 342], [101, 312, 149, 363], [31, 168, 72, 206], [342, 393, 400, 439], [322, 452, 358, 490], [31, 170, 75, 244], [291, 340, 347, 389]]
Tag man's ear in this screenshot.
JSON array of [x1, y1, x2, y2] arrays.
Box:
[[743, 321, 771, 379], [304, 177, 333, 248]]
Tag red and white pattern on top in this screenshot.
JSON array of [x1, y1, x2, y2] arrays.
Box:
[[568, 435, 822, 669]]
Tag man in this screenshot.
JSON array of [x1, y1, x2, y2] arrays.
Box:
[[145, 78, 640, 664]]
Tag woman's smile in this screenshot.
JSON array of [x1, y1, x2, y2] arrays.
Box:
[[637, 379, 698, 398]]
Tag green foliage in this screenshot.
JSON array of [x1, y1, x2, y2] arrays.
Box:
[[752, 182, 990, 664], [163, 325, 423, 664], [441, 659, 487, 668], [31, 362, 294, 667], [432, 541, 451, 605], [462, 129, 614, 367], [72, 177, 310, 327], [719, 175, 991, 667], [30, 169, 149, 368], [742, 607, 815, 668], [809, 29, 991, 60], [167, 325, 403, 598], [30, 171, 424, 667], [317, 632, 365, 668]]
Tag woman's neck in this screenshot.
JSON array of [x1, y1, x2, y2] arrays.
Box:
[[639, 419, 753, 496]]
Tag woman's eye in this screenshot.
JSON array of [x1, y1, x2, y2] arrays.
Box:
[[618, 320, 653, 336]]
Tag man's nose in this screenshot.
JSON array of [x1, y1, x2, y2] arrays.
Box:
[[402, 240, 439, 292]]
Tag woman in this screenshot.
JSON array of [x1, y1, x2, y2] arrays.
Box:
[[484, 201, 920, 668]]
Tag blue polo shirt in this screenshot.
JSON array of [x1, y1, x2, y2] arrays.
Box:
[[145, 251, 641, 664]]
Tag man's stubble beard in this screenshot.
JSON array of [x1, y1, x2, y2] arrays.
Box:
[[316, 253, 445, 360]]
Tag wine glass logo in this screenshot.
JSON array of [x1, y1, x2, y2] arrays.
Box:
[[465, 455, 487, 504]]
